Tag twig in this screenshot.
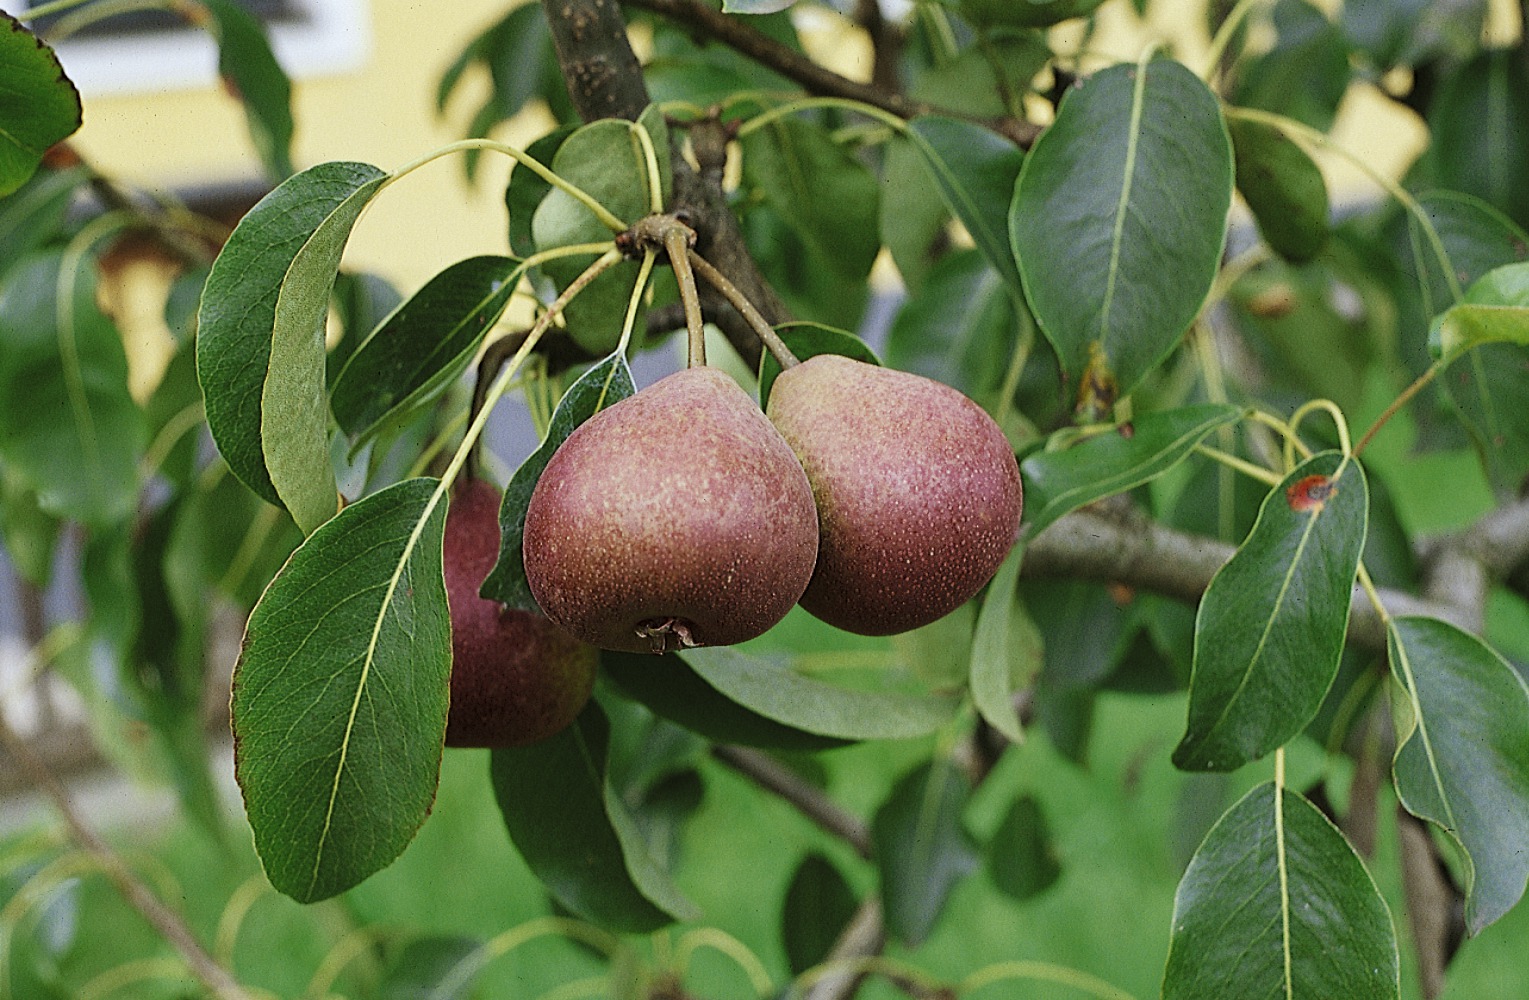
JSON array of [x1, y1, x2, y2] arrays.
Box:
[[623, 0, 1041, 147], [0, 717, 250, 1000], [710, 746, 872, 858], [802, 899, 887, 1000], [1396, 807, 1463, 999]]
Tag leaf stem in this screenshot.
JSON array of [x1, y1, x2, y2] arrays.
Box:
[[386, 139, 627, 232], [1287, 398, 1352, 458], [686, 250, 800, 368], [1194, 443, 1283, 487], [1202, 0, 1268, 83], [732, 96, 910, 140], [991, 307, 1034, 427], [630, 120, 665, 216], [1355, 562, 1392, 628], [673, 928, 774, 997], [614, 248, 659, 360], [1352, 361, 1443, 459], [960, 960, 1138, 1000]]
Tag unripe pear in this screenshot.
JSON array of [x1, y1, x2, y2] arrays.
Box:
[[523, 366, 819, 654], [766, 354, 1023, 636], [443, 477, 597, 747]]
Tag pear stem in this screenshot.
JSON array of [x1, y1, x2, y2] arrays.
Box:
[[687, 250, 801, 369], [665, 225, 708, 369]]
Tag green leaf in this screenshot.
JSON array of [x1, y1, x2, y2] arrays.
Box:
[[532, 110, 669, 354], [757, 322, 879, 407], [0, 473, 60, 588], [197, 161, 388, 532], [1230, 0, 1352, 132], [679, 646, 958, 741], [1429, 261, 1529, 358], [1162, 782, 1398, 1000], [873, 760, 980, 946], [740, 116, 881, 281], [378, 935, 482, 1000], [1227, 114, 1330, 263], [1012, 57, 1232, 404], [0, 165, 84, 271], [490, 702, 694, 932], [909, 30, 1053, 116], [1425, 50, 1529, 228], [906, 116, 1026, 298], [884, 249, 1026, 412], [232, 478, 451, 902], [970, 545, 1026, 742], [0, 16, 81, 197], [506, 127, 574, 259], [1020, 404, 1244, 538], [602, 652, 850, 751], [480, 350, 635, 608], [203, 0, 295, 181], [985, 794, 1061, 901], [782, 853, 858, 975], [1388, 615, 1529, 933], [1174, 452, 1368, 772], [956, 0, 1106, 28], [0, 251, 145, 527], [879, 135, 950, 294], [331, 256, 520, 446]]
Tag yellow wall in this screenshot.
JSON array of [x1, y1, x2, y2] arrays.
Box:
[[74, 0, 550, 294]]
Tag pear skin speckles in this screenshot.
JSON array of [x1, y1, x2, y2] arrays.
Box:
[[767, 355, 1022, 635]]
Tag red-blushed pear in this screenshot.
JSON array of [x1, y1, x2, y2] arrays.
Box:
[[765, 354, 1023, 636], [522, 366, 819, 654], [443, 477, 597, 747]]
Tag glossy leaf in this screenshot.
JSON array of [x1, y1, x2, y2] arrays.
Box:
[[873, 760, 980, 946], [0, 16, 81, 197], [1162, 782, 1398, 1000], [0, 251, 145, 527], [679, 646, 958, 741], [1388, 615, 1529, 932], [232, 478, 451, 903], [907, 115, 1026, 297], [986, 794, 1061, 901], [532, 110, 669, 354], [331, 255, 520, 446], [1020, 404, 1244, 538], [970, 545, 1026, 742], [1429, 261, 1529, 358], [740, 116, 880, 280], [197, 161, 388, 531], [1011, 57, 1232, 404], [490, 702, 694, 932], [757, 321, 879, 407], [480, 350, 635, 608], [1227, 114, 1330, 263], [203, 0, 294, 181], [1174, 452, 1368, 772], [782, 853, 858, 975], [602, 651, 850, 751]]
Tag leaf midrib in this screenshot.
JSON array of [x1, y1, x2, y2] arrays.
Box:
[[1096, 50, 1153, 353]]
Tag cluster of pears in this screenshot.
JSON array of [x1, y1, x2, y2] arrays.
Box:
[[521, 353, 1024, 654]]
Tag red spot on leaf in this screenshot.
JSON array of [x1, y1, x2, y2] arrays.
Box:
[[1286, 474, 1336, 513]]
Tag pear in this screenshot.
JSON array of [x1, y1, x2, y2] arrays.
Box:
[[522, 366, 819, 653], [443, 477, 597, 747], [766, 354, 1023, 636]]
